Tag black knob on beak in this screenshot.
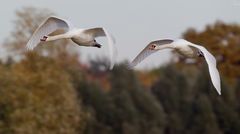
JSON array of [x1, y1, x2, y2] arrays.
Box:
[[94, 44, 102, 48]]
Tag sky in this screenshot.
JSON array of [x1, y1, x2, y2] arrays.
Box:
[[0, 0, 240, 69]]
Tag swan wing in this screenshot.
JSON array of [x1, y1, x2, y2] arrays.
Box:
[[83, 27, 116, 69], [26, 16, 72, 50], [128, 39, 174, 69], [188, 43, 221, 95]]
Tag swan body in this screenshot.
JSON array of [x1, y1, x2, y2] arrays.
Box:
[[129, 39, 221, 95], [26, 16, 116, 69], [172, 39, 202, 58]]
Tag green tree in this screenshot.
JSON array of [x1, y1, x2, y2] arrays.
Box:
[[187, 95, 222, 134], [151, 65, 189, 134], [110, 63, 166, 134]]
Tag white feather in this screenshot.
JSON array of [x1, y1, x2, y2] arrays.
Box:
[[188, 43, 221, 95], [129, 39, 221, 95], [83, 27, 116, 69], [26, 16, 72, 50]]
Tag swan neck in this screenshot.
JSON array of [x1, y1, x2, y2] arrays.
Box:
[[47, 34, 69, 41], [156, 44, 174, 50]]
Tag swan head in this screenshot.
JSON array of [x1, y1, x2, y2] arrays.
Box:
[[197, 50, 204, 57], [92, 39, 102, 48]]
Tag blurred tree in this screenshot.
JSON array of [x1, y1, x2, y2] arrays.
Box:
[[236, 79, 240, 112], [151, 64, 240, 134], [110, 63, 166, 134], [136, 70, 158, 89], [0, 53, 85, 134], [151, 65, 189, 134], [76, 63, 166, 134], [187, 95, 222, 134], [89, 57, 109, 74], [210, 95, 240, 134], [87, 57, 111, 91], [0, 7, 88, 133], [209, 83, 240, 134], [77, 78, 116, 134]]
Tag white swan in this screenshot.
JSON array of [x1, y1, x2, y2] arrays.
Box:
[[128, 39, 221, 95], [26, 16, 116, 69]]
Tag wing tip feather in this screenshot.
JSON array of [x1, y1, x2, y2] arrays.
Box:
[[216, 88, 221, 95]]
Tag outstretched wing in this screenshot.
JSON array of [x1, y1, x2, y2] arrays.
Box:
[[83, 27, 117, 70], [128, 39, 174, 69], [26, 16, 72, 50], [188, 43, 221, 95]]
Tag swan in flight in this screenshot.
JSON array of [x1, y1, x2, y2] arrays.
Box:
[[26, 16, 116, 69], [128, 39, 221, 95]]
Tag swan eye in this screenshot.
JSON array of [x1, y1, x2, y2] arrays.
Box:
[[152, 45, 156, 48]]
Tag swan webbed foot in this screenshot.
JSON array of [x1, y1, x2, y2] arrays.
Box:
[[40, 36, 48, 42]]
